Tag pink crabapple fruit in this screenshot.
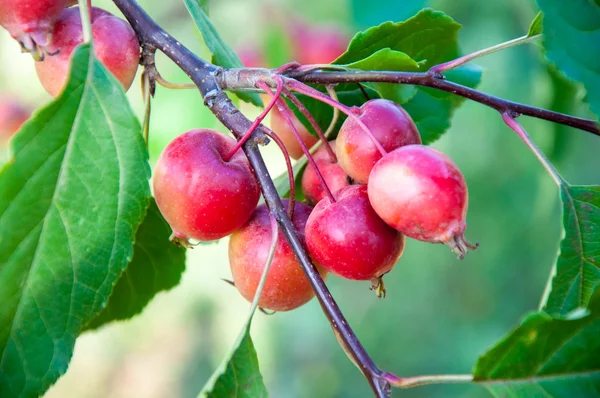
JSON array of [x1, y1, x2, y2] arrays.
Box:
[[0, 0, 68, 54], [269, 105, 319, 160], [229, 200, 328, 311], [289, 20, 348, 65], [153, 129, 260, 244], [0, 97, 31, 140], [337, 98, 421, 184], [367, 144, 478, 258], [34, 7, 140, 97], [301, 140, 352, 205], [305, 185, 405, 296]]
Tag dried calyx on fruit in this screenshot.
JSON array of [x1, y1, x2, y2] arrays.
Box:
[[0, 0, 69, 57], [34, 6, 140, 97], [153, 129, 260, 245], [368, 144, 477, 258], [305, 185, 405, 297], [337, 98, 421, 184], [229, 200, 328, 311]]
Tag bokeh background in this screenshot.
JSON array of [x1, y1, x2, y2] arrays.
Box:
[[1, 0, 599, 397]]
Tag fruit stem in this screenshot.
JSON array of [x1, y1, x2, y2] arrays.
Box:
[[429, 34, 541, 75], [141, 71, 151, 144], [356, 82, 371, 101], [223, 78, 284, 162], [286, 79, 387, 156], [155, 74, 197, 89], [78, 0, 94, 43], [280, 84, 337, 163], [261, 82, 337, 203], [383, 372, 474, 388], [324, 85, 340, 138], [261, 127, 296, 219], [501, 112, 566, 187]]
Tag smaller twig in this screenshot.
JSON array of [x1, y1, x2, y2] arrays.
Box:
[[384, 373, 474, 388], [285, 78, 387, 156], [429, 34, 541, 74], [155, 74, 197, 90], [224, 78, 283, 161], [262, 128, 296, 219], [501, 112, 565, 187]]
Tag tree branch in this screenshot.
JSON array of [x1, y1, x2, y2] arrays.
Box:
[[111, 0, 389, 396]]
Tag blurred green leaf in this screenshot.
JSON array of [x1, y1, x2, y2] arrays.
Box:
[[0, 44, 150, 397], [350, 0, 428, 29], [200, 327, 266, 398], [537, 0, 600, 119], [335, 9, 482, 144], [547, 65, 577, 162], [543, 185, 600, 316], [183, 0, 262, 107], [273, 158, 307, 202], [86, 199, 186, 330], [528, 12, 543, 37], [474, 292, 600, 396], [264, 26, 293, 68]]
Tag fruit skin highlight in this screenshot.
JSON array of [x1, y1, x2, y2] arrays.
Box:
[[301, 140, 351, 205], [229, 201, 328, 312], [153, 129, 260, 243], [34, 7, 140, 97], [337, 99, 421, 184], [305, 185, 405, 284], [0, 0, 68, 53], [368, 144, 477, 257]]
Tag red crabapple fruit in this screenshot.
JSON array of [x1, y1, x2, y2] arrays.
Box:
[[153, 129, 260, 244], [0, 97, 30, 140], [301, 140, 351, 205], [229, 200, 328, 311], [337, 99, 421, 184], [368, 144, 477, 258], [0, 0, 68, 54], [270, 105, 318, 160], [34, 7, 140, 97], [305, 185, 405, 295]]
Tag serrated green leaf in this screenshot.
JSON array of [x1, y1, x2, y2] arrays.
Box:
[[200, 327, 266, 398], [528, 12, 543, 37], [85, 199, 186, 330], [543, 186, 600, 316], [183, 0, 262, 107], [0, 44, 150, 397], [341, 48, 420, 72], [335, 9, 482, 144], [474, 293, 600, 396], [537, 0, 600, 119]]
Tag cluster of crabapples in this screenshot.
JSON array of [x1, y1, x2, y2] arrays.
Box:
[[153, 98, 477, 312], [0, 0, 140, 97]]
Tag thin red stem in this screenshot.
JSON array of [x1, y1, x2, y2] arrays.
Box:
[[261, 82, 336, 203], [223, 78, 283, 162], [262, 128, 296, 219], [279, 88, 337, 163], [285, 78, 387, 156]]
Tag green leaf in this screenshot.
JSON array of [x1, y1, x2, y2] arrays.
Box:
[[335, 8, 482, 144], [273, 158, 308, 202], [474, 293, 600, 396], [183, 0, 262, 107], [85, 199, 186, 330], [341, 48, 420, 72], [537, 0, 600, 119], [200, 327, 266, 398], [528, 12, 544, 37], [0, 44, 150, 397], [542, 186, 600, 316]]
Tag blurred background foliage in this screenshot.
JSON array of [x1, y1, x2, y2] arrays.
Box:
[[1, 0, 598, 397]]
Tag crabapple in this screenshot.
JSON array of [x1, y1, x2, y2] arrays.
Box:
[[368, 144, 477, 258], [0, 97, 30, 140], [153, 129, 260, 244], [305, 185, 405, 295], [0, 0, 68, 53], [301, 140, 351, 205], [34, 7, 140, 97], [337, 99, 421, 184], [229, 200, 328, 311], [270, 105, 318, 160], [290, 21, 347, 64]]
